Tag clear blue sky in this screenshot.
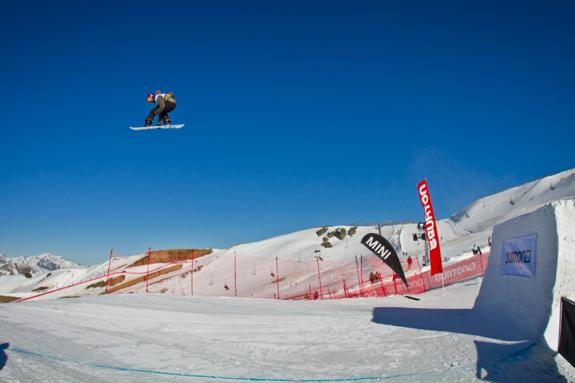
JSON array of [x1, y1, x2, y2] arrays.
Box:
[[1, 0, 573, 265]]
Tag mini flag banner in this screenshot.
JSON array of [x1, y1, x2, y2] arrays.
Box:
[[417, 179, 443, 275], [361, 233, 408, 287]]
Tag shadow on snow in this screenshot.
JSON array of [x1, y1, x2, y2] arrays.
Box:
[[371, 307, 565, 382], [0, 343, 9, 370]]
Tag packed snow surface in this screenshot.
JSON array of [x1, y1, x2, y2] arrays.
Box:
[[1, 282, 572, 383]]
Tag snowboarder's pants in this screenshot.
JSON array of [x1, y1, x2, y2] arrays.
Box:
[[147, 101, 176, 123]]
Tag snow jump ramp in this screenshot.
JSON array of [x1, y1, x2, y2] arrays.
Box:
[[474, 199, 566, 346]]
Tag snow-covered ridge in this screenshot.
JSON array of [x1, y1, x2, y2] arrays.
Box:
[[449, 167, 575, 233], [0, 253, 83, 277]]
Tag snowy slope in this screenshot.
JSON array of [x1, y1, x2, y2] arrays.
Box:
[[2, 167, 575, 301], [113, 167, 575, 301]]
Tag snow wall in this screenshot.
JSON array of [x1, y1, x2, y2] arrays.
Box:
[[474, 198, 575, 350]]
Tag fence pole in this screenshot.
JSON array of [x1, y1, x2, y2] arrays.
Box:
[[360, 254, 365, 296], [234, 253, 237, 297], [380, 278, 386, 297], [355, 255, 363, 297], [275, 256, 280, 299], [145, 247, 151, 293], [360, 254, 363, 285], [315, 257, 323, 299], [191, 250, 195, 296], [105, 248, 113, 294]]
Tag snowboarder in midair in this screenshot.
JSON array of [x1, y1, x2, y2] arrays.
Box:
[[145, 90, 176, 127]]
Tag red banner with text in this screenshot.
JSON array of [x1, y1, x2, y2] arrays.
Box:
[[417, 179, 443, 275]]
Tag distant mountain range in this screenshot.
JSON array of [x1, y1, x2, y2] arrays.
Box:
[[0, 253, 82, 277]]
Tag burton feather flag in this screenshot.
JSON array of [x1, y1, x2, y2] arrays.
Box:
[[361, 233, 408, 287], [417, 179, 443, 275]]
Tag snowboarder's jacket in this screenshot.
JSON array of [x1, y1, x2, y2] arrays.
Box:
[[146, 92, 176, 124], [150, 92, 176, 116]]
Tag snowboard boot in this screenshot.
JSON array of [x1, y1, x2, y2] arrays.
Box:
[[144, 119, 153, 127]]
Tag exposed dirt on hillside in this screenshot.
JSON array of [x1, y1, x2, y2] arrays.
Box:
[[108, 275, 125, 287], [129, 249, 212, 268], [86, 275, 126, 290], [103, 264, 183, 294], [0, 295, 19, 303]]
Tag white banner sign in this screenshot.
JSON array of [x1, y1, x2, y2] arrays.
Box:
[[500, 234, 537, 277]]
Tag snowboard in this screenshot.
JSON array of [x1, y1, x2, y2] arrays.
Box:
[[129, 124, 185, 131]]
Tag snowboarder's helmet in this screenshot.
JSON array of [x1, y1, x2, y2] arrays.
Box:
[[147, 93, 155, 103]]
